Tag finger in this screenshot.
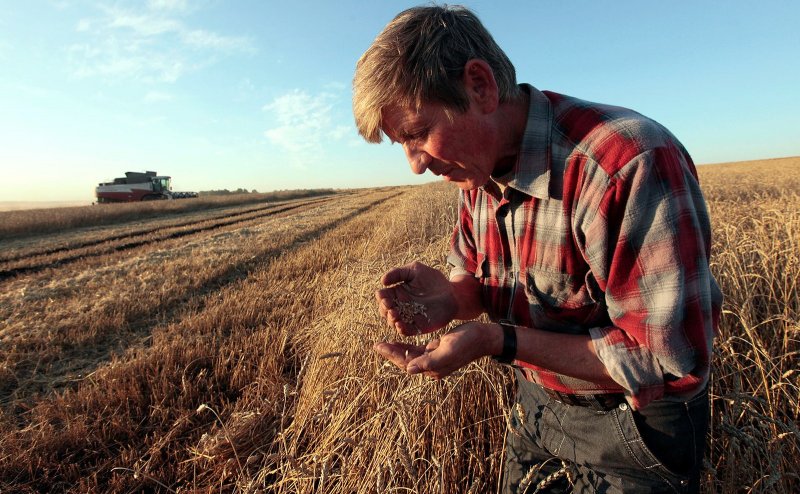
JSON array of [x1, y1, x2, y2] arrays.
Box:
[[381, 265, 414, 287], [407, 345, 452, 378], [424, 338, 440, 352], [387, 309, 404, 330], [406, 353, 435, 376], [375, 288, 400, 328], [373, 342, 424, 368], [376, 294, 390, 321], [393, 319, 421, 337], [374, 341, 422, 358], [373, 342, 407, 369], [375, 288, 396, 310], [375, 287, 397, 304]]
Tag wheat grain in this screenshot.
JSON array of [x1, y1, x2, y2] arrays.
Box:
[[515, 402, 526, 427], [398, 444, 414, 477], [518, 464, 540, 492], [395, 300, 429, 325], [534, 461, 570, 492]]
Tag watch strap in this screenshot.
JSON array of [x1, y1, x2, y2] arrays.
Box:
[[492, 321, 517, 364]]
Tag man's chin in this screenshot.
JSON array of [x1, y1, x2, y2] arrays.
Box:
[[445, 176, 484, 191]]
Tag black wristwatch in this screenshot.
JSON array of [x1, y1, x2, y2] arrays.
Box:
[[492, 321, 517, 364]]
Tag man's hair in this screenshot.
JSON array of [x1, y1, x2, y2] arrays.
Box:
[[353, 4, 520, 143]]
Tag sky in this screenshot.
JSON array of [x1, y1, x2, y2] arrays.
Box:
[[1, 1, 799, 203]]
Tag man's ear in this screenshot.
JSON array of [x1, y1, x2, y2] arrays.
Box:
[[462, 59, 499, 114]]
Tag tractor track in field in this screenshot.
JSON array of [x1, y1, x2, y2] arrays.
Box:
[[0, 195, 340, 282], [0, 196, 337, 264]]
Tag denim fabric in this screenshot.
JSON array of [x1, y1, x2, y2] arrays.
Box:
[[502, 370, 709, 493]]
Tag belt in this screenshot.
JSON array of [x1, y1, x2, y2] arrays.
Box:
[[540, 386, 626, 412]]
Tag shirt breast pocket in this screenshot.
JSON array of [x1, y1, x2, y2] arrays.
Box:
[[524, 268, 607, 333]]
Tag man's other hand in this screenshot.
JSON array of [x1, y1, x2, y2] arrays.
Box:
[[373, 322, 494, 379]]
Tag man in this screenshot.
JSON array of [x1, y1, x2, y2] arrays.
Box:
[[353, 5, 722, 493]]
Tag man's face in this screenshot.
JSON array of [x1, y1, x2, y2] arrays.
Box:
[[381, 101, 496, 191]]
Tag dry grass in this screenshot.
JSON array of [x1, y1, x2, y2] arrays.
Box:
[[0, 158, 797, 493]]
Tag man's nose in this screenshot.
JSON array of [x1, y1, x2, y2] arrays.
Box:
[[404, 144, 430, 175]]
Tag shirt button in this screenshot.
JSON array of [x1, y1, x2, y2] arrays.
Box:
[[618, 402, 629, 411]]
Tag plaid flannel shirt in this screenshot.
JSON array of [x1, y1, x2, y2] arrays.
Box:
[[448, 85, 722, 409]]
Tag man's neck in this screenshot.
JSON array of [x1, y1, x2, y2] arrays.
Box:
[[491, 89, 530, 180]]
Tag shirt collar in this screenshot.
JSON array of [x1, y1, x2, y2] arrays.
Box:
[[488, 84, 552, 199]]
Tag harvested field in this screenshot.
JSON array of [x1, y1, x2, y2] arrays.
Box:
[[0, 195, 337, 280], [0, 158, 798, 493]]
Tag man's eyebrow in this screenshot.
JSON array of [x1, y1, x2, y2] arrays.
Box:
[[401, 120, 428, 136], [385, 126, 410, 144], [384, 127, 401, 143]]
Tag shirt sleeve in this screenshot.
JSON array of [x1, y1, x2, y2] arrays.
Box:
[[447, 190, 479, 280], [580, 146, 721, 409]]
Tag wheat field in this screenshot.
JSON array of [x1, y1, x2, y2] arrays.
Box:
[[0, 157, 797, 493]]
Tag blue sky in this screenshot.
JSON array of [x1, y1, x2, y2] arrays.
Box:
[[1, 1, 798, 202]]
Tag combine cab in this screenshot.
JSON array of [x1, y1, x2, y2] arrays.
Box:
[[95, 171, 198, 203]]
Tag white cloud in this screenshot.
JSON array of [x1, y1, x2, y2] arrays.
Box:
[[143, 90, 173, 103], [67, 4, 255, 83], [181, 29, 254, 53], [324, 81, 348, 92], [49, 0, 70, 10], [108, 12, 182, 37], [67, 39, 191, 83], [234, 77, 257, 102], [8, 83, 53, 99], [329, 125, 351, 141], [263, 89, 353, 169], [147, 0, 188, 12], [76, 19, 92, 32]]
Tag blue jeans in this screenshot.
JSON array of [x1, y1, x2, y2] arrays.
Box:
[[501, 370, 708, 493]]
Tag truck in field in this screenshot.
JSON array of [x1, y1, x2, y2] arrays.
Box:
[[95, 171, 198, 203]]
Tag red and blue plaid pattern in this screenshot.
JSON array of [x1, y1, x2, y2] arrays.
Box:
[[448, 85, 722, 409]]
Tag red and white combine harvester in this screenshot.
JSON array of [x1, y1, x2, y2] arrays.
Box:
[[95, 171, 198, 203]]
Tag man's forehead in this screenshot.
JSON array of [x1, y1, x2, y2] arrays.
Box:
[[382, 103, 421, 121], [382, 101, 442, 126], [381, 104, 424, 134]]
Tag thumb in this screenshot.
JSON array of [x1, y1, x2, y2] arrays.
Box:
[[406, 351, 441, 375], [382, 265, 413, 286]]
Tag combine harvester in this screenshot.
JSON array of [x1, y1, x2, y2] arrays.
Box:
[[95, 171, 198, 203]]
